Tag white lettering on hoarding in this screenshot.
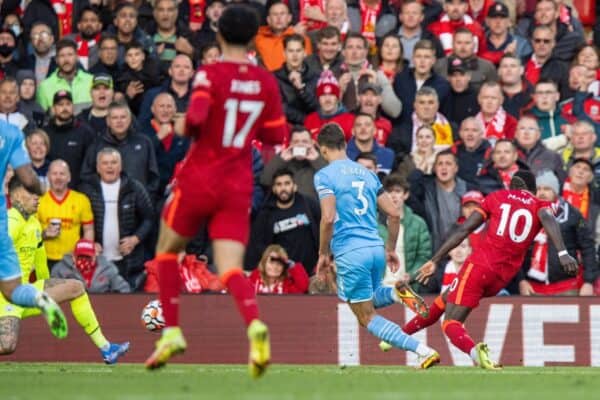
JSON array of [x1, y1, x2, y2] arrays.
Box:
[[590, 305, 600, 367]]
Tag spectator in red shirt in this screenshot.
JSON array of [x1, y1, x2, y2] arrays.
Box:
[[475, 81, 517, 144], [523, 25, 568, 91], [427, 0, 485, 56], [248, 244, 310, 294]]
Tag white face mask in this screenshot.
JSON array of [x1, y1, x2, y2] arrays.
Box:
[[9, 24, 21, 37]]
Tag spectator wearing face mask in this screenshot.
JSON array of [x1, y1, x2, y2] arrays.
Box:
[[0, 28, 19, 79]]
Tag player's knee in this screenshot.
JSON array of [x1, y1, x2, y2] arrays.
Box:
[[67, 279, 86, 298], [356, 310, 376, 327]]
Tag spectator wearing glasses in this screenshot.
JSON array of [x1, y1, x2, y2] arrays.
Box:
[[19, 22, 56, 83], [523, 25, 568, 92], [89, 34, 120, 83], [248, 245, 310, 294]]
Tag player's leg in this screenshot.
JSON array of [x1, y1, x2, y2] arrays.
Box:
[[213, 239, 270, 378], [145, 221, 192, 370], [0, 242, 67, 339], [41, 278, 129, 364], [402, 288, 449, 335]]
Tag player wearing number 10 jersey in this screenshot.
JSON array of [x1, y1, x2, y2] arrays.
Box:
[[145, 5, 287, 376], [406, 170, 578, 369]]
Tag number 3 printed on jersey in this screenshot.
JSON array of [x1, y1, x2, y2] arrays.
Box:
[[222, 99, 264, 148], [496, 203, 533, 243], [352, 181, 368, 216]]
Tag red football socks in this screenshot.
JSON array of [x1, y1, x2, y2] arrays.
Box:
[[156, 253, 181, 327], [403, 295, 446, 335], [221, 268, 259, 326], [442, 319, 476, 354]]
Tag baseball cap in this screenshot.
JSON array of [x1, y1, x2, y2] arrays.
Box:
[[358, 81, 382, 95], [461, 190, 485, 206], [447, 55, 468, 75], [53, 90, 72, 105], [571, 157, 594, 171], [74, 239, 96, 257], [487, 2, 510, 18], [92, 73, 113, 89]]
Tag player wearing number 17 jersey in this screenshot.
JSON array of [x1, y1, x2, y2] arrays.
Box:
[[145, 5, 287, 376], [406, 170, 578, 369]]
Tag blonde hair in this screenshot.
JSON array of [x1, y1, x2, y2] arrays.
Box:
[[258, 244, 289, 282]]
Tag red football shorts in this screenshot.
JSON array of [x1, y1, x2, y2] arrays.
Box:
[[161, 182, 252, 245], [446, 260, 508, 308]]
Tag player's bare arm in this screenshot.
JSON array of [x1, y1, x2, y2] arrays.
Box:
[[416, 211, 486, 284], [316, 195, 336, 274], [377, 192, 401, 273], [14, 164, 42, 196], [537, 208, 578, 275]]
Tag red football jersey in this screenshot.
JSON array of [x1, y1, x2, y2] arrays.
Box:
[[470, 189, 554, 281], [180, 61, 287, 188]]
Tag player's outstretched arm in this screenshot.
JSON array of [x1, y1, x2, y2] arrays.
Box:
[[538, 208, 579, 275], [14, 164, 43, 196], [416, 211, 485, 284]]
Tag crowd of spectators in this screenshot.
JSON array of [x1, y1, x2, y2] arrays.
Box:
[[2, 0, 600, 296]]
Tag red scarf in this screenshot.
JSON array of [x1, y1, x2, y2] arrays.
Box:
[[51, 0, 73, 37], [189, 0, 206, 25], [75, 33, 101, 70], [476, 108, 510, 142], [378, 65, 396, 82], [76, 258, 96, 288], [299, 0, 327, 31], [359, 0, 381, 47], [529, 229, 549, 282], [562, 177, 590, 218], [525, 56, 543, 85], [151, 120, 175, 151], [498, 164, 519, 189]]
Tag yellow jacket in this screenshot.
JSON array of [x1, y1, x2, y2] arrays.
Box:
[[7, 208, 49, 283]]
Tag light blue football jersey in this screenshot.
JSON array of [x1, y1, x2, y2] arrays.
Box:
[[314, 158, 384, 257], [0, 120, 30, 214]]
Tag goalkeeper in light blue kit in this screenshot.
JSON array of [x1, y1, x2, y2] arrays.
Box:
[[313, 123, 439, 368], [0, 119, 67, 339]]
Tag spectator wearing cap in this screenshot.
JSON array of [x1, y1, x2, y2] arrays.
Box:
[[141, 92, 190, 198], [65, 6, 103, 71], [561, 121, 600, 183], [514, 115, 565, 182], [0, 27, 19, 78], [379, 173, 432, 293], [247, 245, 310, 294], [79, 147, 155, 290], [0, 76, 30, 132], [81, 102, 160, 201], [450, 117, 491, 187], [105, 2, 156, 67], [42, 90, 96, 188], [274, 33, 319, 125], [78, 73, 115, 135], [433, 27, 497, 92], [393, 0, 445, 67], [305, 26, 344, 75], [478, 2, 531, 66], [441, 55, 480, 125], [427, 0, 485, 56], [137, 54, 194, 128], [347, 112, 395, 175], [19, 22, 57, 84], [518, 170, 598, 296], [516, 0, 585, 62], [16, 70, 46, 129], [21, 0, 60, 40], [304, 70, 355, 141], [388, 86, 455, 157], [51, 238, 132, 293], [37, 39, 94, 115], [498, 53, 534, 119], [563, 158, 600, 226], [255, 1, 313, 72], [476, 139, 530, 194], [357, 81, 392, 146], [391, 39, 450, 127], [474, 81, 517, 144]]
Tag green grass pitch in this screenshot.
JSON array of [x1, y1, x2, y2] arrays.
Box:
[[0, 363, 598, 400]]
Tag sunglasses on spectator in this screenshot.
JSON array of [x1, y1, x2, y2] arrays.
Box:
[[533, 38, 552, 44], [268, 256, 287, 265]]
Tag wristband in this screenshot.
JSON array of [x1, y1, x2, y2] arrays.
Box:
[[558, 250, 569, 256]]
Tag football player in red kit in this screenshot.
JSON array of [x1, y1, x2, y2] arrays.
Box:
[[405, 170, 578, 369], [145, 5, 288, 377]]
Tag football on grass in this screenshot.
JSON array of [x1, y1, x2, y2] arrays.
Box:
[[141, 300, 165, 332]]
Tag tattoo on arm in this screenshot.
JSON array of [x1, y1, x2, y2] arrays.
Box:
[[0, 316, 20, 354], [44, 278, 67, 290]]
